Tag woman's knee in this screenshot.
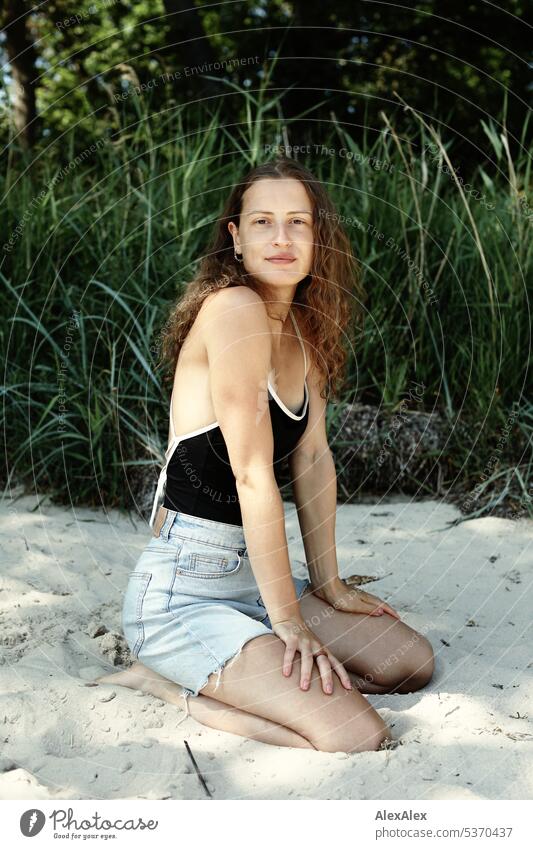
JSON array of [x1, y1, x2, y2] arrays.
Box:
[[369, 633, 435, 692], [310, 712, 392, 754], [403, 636, 435, 689], [304, 685, 393, 754]]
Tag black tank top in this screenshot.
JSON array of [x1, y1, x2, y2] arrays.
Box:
[[149, 308, 310, 528]]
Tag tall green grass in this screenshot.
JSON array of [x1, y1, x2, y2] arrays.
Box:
[[1, 86, 531, 519]]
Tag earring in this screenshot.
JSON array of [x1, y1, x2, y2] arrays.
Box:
[[234, 248, 243, 262]]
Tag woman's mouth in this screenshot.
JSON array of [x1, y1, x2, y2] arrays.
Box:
[[266, 257, 296, 264]]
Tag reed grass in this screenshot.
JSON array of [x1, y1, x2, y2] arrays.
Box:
[[1, 83, 531, 519]]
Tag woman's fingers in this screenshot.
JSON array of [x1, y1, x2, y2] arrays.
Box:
[[315, 654, 334, 694], [359, 591, 401, 620], [299, 643, 315, 690], [282, 640, 297, 677], [275, 621, 354, 694], [369, 602, 401, 620], [382, 603, 401, 619], [327, 651, 353, 690]]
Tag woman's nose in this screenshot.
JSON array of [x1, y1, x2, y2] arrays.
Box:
[[272, 224, 291, 244]]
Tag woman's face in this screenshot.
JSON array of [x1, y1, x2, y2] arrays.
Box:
[[228, 177, 314, 291]]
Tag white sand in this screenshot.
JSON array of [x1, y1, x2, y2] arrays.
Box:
[[1, 491, 532, 800]]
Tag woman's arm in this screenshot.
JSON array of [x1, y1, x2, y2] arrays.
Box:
[[289, 367, 402, 620], [201, 287, 301, 625], [201, 290, 358, 690], [288, 364, 344, 597], [290, 450, 341, 594]]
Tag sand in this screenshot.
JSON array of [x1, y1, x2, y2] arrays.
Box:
[[1, 490, 532, 800]]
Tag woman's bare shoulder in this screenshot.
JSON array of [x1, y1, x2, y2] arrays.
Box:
[[199, 285, 267, 327], [202, 284, 264, 309]]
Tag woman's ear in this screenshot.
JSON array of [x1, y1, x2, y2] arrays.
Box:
[[228, 221, 241, 253]]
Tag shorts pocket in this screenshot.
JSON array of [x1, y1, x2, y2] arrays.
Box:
[[170, 538, 248, 602], [122, 571, 152, 658], [176, 539, 244, 578]]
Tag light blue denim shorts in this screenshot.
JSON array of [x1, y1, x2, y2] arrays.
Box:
[[122, 508, 311, 709]]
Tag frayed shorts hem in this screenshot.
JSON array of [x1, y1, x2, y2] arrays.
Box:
[[179, 628, 274, 713]]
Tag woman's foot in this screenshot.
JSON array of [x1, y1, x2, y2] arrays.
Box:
[[95, 662, 186, 707], [94, 662, 313, 748]]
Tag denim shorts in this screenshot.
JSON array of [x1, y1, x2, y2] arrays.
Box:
[[121, 508, 311, 710]]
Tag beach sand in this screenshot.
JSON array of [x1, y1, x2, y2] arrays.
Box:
[[1, 491, 532, 800]]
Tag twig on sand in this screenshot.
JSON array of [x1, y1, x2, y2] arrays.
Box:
[[184, 740, 212, 798]]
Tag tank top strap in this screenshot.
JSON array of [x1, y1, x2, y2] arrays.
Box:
[[169, 386, 177, 441], [289, 308, 308, 379], [148, 387, 179, 529]]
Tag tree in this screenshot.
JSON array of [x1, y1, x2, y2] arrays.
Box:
[[1, 0, 40, 147]]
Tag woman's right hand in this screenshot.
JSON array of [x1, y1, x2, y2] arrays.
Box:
[[271, 616, 353, 695]]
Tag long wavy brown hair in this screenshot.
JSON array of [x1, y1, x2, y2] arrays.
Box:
[[157, 156, 365, 401]]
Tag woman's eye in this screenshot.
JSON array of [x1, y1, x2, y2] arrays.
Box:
[[252, 218, 308, 225]]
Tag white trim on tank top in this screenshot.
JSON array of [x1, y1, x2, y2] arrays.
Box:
[[169, 306, 308, 441]]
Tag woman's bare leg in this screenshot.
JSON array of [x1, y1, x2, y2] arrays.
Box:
[[95, 662, 314, 749], [298, 591, 435, 693]]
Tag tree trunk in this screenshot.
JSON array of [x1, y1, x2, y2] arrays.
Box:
[[161, 0, 221, 97], [2, 0, 39, 147]]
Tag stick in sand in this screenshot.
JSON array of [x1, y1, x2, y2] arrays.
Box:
[[184, 740, 213, 798]]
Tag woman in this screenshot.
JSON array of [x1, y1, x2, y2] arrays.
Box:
[[98, 157, 434, 752]]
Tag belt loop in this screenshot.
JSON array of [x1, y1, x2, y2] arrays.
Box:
[[160, 509, 176, 540]]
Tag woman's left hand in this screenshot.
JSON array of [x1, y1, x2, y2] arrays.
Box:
[[311, 577, 402, 620]]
